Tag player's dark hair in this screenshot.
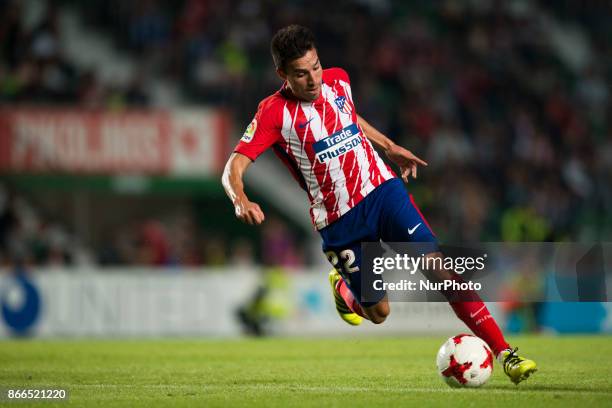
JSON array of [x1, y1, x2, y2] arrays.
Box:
[[270, 25, 316, 71]]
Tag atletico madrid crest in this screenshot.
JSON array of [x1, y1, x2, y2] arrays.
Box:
[[334, 96, 352, 115]]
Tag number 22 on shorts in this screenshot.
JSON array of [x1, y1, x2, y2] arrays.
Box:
[[326, 249, 360, 283]]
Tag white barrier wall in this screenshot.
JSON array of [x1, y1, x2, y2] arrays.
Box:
[[0, 268, 489, 338]]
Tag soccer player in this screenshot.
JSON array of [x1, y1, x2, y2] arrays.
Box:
[[222, 25, 537, 384]]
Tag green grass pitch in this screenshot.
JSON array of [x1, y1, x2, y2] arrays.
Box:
[[1, 335, 611, 407]]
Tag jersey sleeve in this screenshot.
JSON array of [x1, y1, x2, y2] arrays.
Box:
[[234, 100, 281, 162], [324, 67, 350, 84]]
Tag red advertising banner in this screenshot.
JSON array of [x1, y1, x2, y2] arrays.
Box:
[[0, 109, 230, 176]]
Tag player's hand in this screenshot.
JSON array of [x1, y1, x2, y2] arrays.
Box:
[[385, 144, 428, 183], [234, 198, 265, 225]]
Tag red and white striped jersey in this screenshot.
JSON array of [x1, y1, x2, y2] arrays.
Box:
[[234, 68, 396, 230]]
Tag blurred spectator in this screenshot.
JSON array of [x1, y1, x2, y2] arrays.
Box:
[[202, 236, 227, 266], [136, 220, 170, 265], [127, 0, 170, 54], [261, 216, 303, 268], [0, 183, 81, 267], [230, 238, 256, 268]]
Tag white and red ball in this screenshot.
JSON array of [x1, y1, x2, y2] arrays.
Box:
[[436, 334, 494, 388]]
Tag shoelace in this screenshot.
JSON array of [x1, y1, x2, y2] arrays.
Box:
[[503, 347, 523, 373]]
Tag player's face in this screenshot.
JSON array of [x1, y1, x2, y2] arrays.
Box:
[[278, 48, 322, 102]]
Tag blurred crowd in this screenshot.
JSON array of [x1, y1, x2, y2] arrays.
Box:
[[0, 0, 150, 107], [97, 212, 303, 268], [0, 183, 87, 267], [0, 182, 304, 268], [1, 0, 610, 267]]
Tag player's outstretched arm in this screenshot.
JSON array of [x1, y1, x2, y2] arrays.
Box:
[[357, 115, 428, 183], [221, 152, 266, 225]]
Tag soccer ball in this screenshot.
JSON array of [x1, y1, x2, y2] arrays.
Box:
[[436, 334, 494, 388]]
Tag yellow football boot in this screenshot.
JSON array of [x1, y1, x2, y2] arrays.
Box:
[[328, 269, 362, 326], [499, 348, 537, 385]]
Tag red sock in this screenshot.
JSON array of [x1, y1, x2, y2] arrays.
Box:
[[449, 301, 510, 355], [336, 278, 369, 320]]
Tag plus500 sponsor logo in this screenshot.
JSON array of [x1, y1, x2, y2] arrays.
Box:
[[313, 123, 362, 163]]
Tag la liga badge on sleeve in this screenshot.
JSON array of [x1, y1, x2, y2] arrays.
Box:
[[241, 119, 257, 143]]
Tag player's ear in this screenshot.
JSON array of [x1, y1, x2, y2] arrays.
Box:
[[276, 67, 287, 81]]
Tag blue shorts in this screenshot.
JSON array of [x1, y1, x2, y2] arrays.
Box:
[[319, 178, 438, 307]]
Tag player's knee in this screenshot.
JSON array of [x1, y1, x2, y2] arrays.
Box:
[[371, 309, 389, 324], [367, 302, 390, 324], [370, 314, 387, 324]]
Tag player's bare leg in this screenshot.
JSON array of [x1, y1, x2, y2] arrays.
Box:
[[422, 251, 537, 384], [362, 295, 390, 324]]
